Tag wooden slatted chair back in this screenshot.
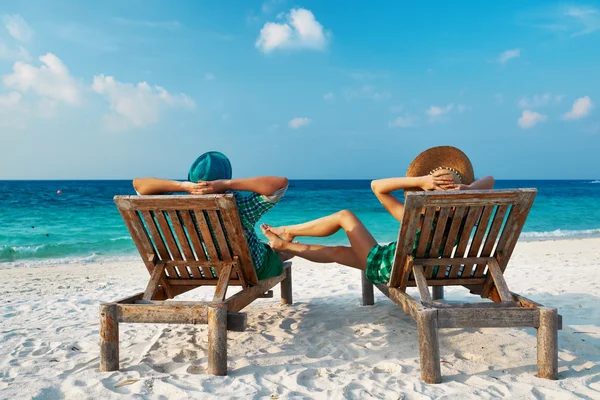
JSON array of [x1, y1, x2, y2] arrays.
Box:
[[114, 195, 258, 289], [388, 189, 536, 290]]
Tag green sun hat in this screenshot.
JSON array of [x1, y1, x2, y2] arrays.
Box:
[[187, 151, 232, 182]]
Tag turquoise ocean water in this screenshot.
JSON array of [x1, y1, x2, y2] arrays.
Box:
[[1, 180, 599, 267]]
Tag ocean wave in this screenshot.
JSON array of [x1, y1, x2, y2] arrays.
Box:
[[521, 228, 600, 240], [589, 180, 600, 184], [1, 254, 139, 269], [0, 237, 136, 263]]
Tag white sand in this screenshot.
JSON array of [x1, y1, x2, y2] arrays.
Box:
[[1, 238, 600, 399]]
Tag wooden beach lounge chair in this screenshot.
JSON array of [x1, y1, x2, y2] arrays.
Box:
[[100, 194, 293, 375], [360, 189, 561, 383]]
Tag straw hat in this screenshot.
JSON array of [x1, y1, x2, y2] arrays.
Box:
[[405, 146, 474, 191]]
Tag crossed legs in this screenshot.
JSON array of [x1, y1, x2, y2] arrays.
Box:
[[262, 210, 378, 270]]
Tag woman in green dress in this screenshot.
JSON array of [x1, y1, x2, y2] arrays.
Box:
[[260, 146, 495, 284]]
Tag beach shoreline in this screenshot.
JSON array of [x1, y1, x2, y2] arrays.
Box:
[[1, 237, 599, 399]]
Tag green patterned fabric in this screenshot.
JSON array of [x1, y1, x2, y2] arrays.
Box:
[[233, 185, 287, 279], [365, 225, 457, 285]]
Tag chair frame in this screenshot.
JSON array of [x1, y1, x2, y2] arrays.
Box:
[[100, 194, 292, 375], [360, 189, 561, 383]]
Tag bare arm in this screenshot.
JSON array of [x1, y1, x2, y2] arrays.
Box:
[[195, 176, 288, 195], [133, 178, 187, 195], [468, 176, 495, 190], [371, 173, 455, 222], [451, 176, 496, 191]]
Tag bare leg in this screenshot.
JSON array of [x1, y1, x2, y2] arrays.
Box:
[[263, 210, 367, 242], [263, 210, 377, 270]]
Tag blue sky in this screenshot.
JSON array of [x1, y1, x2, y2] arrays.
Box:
[[0, 0, 599, 179]]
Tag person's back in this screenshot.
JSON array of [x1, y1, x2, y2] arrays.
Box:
[[133, 151, 288, 280]]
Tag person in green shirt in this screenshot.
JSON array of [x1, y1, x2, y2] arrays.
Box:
[[133, 151, 289, 281], [260, 146, 495, 285]]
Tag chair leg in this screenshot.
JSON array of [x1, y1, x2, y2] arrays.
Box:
[[281, 267, 293, 305], [417, 309, 442, 384], [361, 271, 375, 306], [431, 286, 444, 300], [99, 304, 119, 371], [208, 303, 228, 376], [537, 307, 558, 380]]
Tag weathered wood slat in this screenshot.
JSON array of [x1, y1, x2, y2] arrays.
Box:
[[166, 211, 203, 279], [154, 211, 191, 279], [119, 209, 175, 299], [537, 308, 559, 380], [375, 284, 420, 319], [207, 304, 227, 376], [361, 270, 374, 306], [436, 308, 539, 328], [179, 210, 214, 279], [217, 199, 258, 286], [430, 301, 518, 309], [416, 208, 437, 278], [450, 206, 482, 278], [475, 204, 508, 278], [407, 278, 487, 286], [139, 211, 178, 278], [487, 259, 513, 302], [413, 265, 432, 303], [143, 264, 166, 300], [167, 279, 243, 286], [426, 207, 451, 278], [462, 205, 495, 277], [415, 208, 436, 257], [226, 269, 289, 312], [213, 263, 234, 302], [281, 266, 293, 305], [99, 304, 119, 371], [193, 210, 221, 263], [414, 257, 494, 266], [417, 309, 441, 384], [115, 195, 225, 211], [117, 303, 208, 324], [494, 191, 536, 276], [436, 207, 466, 278], [208, 210, 232, 261], [389, 194, 424, 288]]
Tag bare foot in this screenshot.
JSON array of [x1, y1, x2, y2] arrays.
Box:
[[261, 223, 295, 242], [260, 224, 287, 251]]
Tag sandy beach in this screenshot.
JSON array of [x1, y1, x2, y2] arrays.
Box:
[[1, 238, 599, 399]]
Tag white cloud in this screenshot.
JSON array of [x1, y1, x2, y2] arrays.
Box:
[[289, 117, 310, 129], [563, 96, 593, 120], [3, 14, 34, 42], [92, 75, 194, 131], [518, 93, 563, 109], [344, 85, 390, 101], [427, 104, 453, 117], [112, 17, 181, 30], [498, 48, 521, 64], [323, 91, 335, 101], [4, 53, 82, 105], [518, 110, 547, 129], [205, 73, 215, 81], [389, 115, 417, 128], [564, 6, 600, 37], [256, 8, 330, 52], [0, 42, 31, 61]]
